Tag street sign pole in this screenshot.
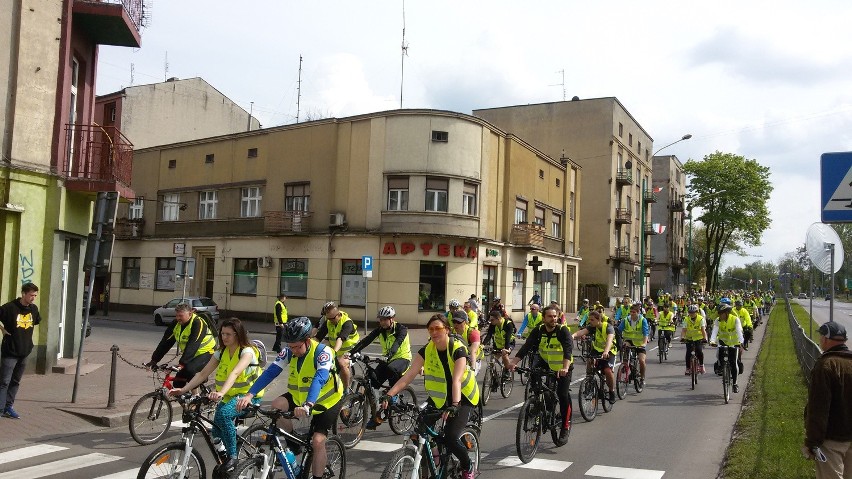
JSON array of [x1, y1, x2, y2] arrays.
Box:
[[362, 256, 373, 332]]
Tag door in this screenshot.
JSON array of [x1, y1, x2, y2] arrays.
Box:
[[204, 257, 215, 299], [481, 265, 496, 311], [58, 242, 71, 359]]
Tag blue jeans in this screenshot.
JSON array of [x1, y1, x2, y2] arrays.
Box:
[[0, 355, 27, 409], [212, 395, 260, 458]]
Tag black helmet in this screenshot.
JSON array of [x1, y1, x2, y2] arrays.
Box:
[[717, 303, 733, 314], [282, 317, 312, 342]]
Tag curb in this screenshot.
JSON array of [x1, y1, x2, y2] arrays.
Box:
[[56, 406, 132, 428]]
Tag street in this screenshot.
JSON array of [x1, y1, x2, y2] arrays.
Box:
[[794, 297, 851, 336], [0, 314, 768, 478]]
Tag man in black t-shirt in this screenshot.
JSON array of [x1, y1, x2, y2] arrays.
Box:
[[0, 283, 41, 419]]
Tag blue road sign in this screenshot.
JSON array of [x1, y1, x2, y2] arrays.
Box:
[[822, 152, 852, 222], [362, 255, 373, 272]]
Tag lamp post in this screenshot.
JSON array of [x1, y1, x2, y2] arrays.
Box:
[[687, 204, 694, 294], [640, 134, 692, 300]]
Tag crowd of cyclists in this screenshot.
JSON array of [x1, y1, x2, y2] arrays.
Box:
[[142, 288, 776, 478]]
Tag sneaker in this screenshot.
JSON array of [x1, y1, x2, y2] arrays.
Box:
[[698, 365, 705, 374], [732, 384, 739, 393], [366, 418, 380, 430], [714, 362, 722, 376], [462, 468, 476, 479], [639, 377, 645, 389], [608, 391, 616, 404], [3, 407, 20, 419]]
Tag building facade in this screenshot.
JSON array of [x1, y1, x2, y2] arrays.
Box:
[[474, 98, 654, 305], [650, 154, 688, 296], [110, 110, 583, 324], [0, 0, 143, 372]]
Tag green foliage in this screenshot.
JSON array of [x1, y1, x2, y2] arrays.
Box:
[[721, 261, 778, 290], [684, 152, 773, 290]]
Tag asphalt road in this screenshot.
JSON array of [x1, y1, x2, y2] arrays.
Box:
[[794, 297, 850, 335], [0, 316, 769, 478]]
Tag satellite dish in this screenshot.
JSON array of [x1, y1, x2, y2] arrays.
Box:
[[806, 223, 844, 274]]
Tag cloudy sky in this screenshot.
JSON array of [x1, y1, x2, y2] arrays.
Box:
[[97, 0, 852, 270]]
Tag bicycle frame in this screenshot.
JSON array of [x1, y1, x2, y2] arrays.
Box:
[[246, 410, 313, 479]]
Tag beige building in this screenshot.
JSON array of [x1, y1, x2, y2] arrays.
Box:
[[650, 155, 688, 296], [110, 109, 582, 324], [475, 98, 654, 305]]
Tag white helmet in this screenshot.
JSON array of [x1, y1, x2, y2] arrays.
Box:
[[449, 299, 461, 309], [377, 305, 396, 318]]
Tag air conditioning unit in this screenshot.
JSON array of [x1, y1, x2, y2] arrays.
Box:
[[257, 256, 272, 268], [329, 212, 346, 226]]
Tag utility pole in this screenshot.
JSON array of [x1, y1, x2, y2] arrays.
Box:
[[296, 55, 303, 123], [400, 0, 409, 109]]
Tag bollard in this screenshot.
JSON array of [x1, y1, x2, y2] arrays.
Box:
[[108, 345, 119, 409]]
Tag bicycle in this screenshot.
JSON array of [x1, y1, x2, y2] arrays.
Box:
[[232, 405, 347, 479], [714, 344, 736, 404], [336, 353, 418, 448], [683, 340, 703, 390], [514, 366, 570, 463], [379, 403, 480, 479], [136, 393, 259, 479], [480, 346, 513, 405], [647, 319, 657, 342], [129, 363, 213, 445], [615, 345, 643, 399], [576, 353, 613, 422], [657, 332, 671, 363]]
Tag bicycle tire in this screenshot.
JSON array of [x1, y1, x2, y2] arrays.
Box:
[[458, 427, 480, 476], [136, 441, 205, 479], [231, 456, 268, 479], [550, 393, 570, 447], [615, 364, 628, 400], [129, 391, 173, 445], [601, 376, 613, 413], [337, 391, 368, 449], [519, 354, 530, 386], [380, 448, 424, 479], [577, 376, 598, 422], [690, 355, 698, 389], [320, 435, 347, 479], [389, 387, 418, 435], [658, 337, 665, 363], [500, 364, 514, 399], [481, 363, 493, 406], [515, 397, 542, 463], [240, 423, 269, 460], [723, 360, 731, 404]]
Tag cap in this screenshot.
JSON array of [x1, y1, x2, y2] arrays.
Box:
[[451, 310, 468, 323], [818, 322, 847, 340]]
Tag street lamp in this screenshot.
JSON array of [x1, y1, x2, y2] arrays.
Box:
[[640, 133, 692, 300]]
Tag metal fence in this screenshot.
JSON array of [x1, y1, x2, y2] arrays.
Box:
[[785, 299, 822, 385]]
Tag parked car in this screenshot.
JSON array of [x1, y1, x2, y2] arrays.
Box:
[[798, 293, 808, 299], [153, 297, 219, 326]]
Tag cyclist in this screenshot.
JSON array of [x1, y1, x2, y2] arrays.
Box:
[[643, 297, 658, 341], [315, 301, 359, 391], [613, 295, 632, 326], [733, 299, 754, 350], [462, 300, 479, 330], [490, 296, 508, 318], [272, 294, 288, 353], [446, 298, 463, 321], [451, 310, 483, 375], [482, 309, 517, 373], [709, 302, 745, 393], [169, 318, 264, 471], [347, 305, 412, 429], [237, 317, 343, 479], [681, 304, 707, 374], [657, 303, 677, 353], [575, 299, 591, 328], [517, 303, 543, 339], [146, 302, 216, 388], [383, 315, 480, 479], [508, 304, 573, 441], [619, 303, 649, 387], [572, 310, 617, 403]]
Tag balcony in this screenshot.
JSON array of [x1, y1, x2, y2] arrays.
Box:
[[680, 256, 690, 266], [669, 200, 685, 212], [643, 189, 657, 203], [511, 223, 545, 248], [73, 0, 145, 47], [614, 208, 632, 224], [114, 218, 144, 239], [642, 254, 655, 264], [63, 124, 134, 198], [643, 222, 657, 235], [265, 211, 313, 233], [610, 246, 631, 262], [615, 168, 633, 186]]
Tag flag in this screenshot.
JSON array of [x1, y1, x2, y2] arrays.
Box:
[[652, 187, 663, 193], [653, 223, 666, 234]]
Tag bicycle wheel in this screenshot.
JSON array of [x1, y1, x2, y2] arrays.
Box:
[[658, 337, 665, 363], [723, 361, 731, 404], [381, 448, 425, 479], [129, 391, 173, 445], [323, 436, 347, 479], [515, 397, 542, 463], [615, 364, 628, 400], [389, 386, 418, 435], [336, 390, 368, 449], [136, 442, 205, 479], [519, 354, 530, 385], [239, 423, 268, 459], [550, 394, 570, 447], [500, 363, 514, 398], [577, 376, 598, 422], [690, 356, 698, 390], [601, 377, 613, 413], [231, 456, 268, 479], [633, 361, 644, 394], [481, 364, 493, 406], [459, 427, 480, 475]]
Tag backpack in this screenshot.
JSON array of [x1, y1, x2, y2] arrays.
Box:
[[197, 314, 219, 347], [250, 339, 268, 368]]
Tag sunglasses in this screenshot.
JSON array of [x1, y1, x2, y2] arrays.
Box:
[[428, 325, 447, 333]]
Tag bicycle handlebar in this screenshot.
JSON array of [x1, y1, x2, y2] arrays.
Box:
[[241, 403, 296, 420]]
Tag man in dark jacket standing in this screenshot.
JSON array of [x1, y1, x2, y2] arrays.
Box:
[[804, 321, 852, 478], [0, 283, 41, 419]]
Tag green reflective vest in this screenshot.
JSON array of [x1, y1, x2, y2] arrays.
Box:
[[658, 311, 676, 331], [379, 323, 413, 364], [716, 316, 740, 346], [423, 338, 479, 408], [591, 321, 617, 355], [173, 314, 216, 358], [684, 314, 705, 341], [522, 312, 543, 338], [326, 312, 359, 353], [288, 340, 343, 413], [538, 324, 572, 371], [274, 300, 288, 325], [215, 346, 264, 402], [622, 317, 645, 344]]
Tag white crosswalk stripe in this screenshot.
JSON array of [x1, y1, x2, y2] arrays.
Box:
[[92, 470, 139, 479], [585, 464, 665, 479], [0, 452, 122, 479], [0, 444, 67, 465], [496, 456, 573, 472], [353, 440, 403, 452]]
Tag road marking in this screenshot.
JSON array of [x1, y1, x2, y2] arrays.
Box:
[[93, 470, 138, 479], [482, 402, 523, 422], [585, 464, 665, 479], [353, 440, 402, 452], [0, 444, 67, 465], [0, 453, 122, 479], [495, 456, 572, 472]]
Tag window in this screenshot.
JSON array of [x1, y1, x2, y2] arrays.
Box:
[[66, 58, 79, 166], [199, 190, 217, 219], [515, 199, 528, 224], [637, 141, 642, 154], [241, 186, 262, 217], [550, 273, 559, 304], [341, 259, 366, 306], [629, 133, 633, 146], [387, 177, 409, 211], [247, 148, 258, 158], [512, 269, 525, 310], [431, 130, 448, 142], [552, 213, 562, 238], [285, 183, 310, 212], [129, 197, 144, 220], [618, 123, 623, 137], [122, 257, 141, 289], [613, 267, 619, 287], [156, 257, 176, 291], [568, 241, 575, 255], [462, 183, 477, 215], [425, 178, 448, 212], [205, 154, 214, 164], [280, 259, 308, 298], [556, 178, 561, 187], [233, 258, 258, 295], [617, 152, 623, 168], [569, 192, 576, 220], [419, 261, 446, 311], [168, 159, 176, 169], [539, 169, 544, 179], [534, 206, 545, 227], [162, 193, 180, 221]]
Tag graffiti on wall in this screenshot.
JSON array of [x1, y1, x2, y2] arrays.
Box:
[[20, 249, 35, 285]]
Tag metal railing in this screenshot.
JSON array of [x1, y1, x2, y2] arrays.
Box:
[[78, 0, 146, 29], [785, 299, 821, 384]]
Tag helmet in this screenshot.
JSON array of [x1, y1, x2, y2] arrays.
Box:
[[493, 296, 501, 302], [688, 304, 699, 313], [719, 297, 732, 305], [321, 301, 337, 315], [281, 317, 312, 342], [377, 305, 396, 318], [449, 299, 461, 309], [734, 299, 743, 306], [717, 303, 733, 314]]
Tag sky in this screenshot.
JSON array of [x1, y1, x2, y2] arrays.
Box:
[[96, 0, 852, 270]]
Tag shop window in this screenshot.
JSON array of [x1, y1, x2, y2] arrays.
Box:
[[280, 259, 308, 298], [156, 257, 176, 291], [122, 257, 141, 289], [512, 269, 525, 311], [388, 177, 409, 211], [419, 261, 446, 311], [341, 259, 366, 306], [233, 258, 258, 295], [425, 178, 448, 212]]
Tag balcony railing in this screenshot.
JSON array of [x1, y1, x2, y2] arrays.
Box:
[[73, 0, 146, 47], [511, 223, 545, 248], [610, 246, 631, 262], [643, 189, 657, 203], [615, 168, 633, 186], [265, 211, 313, 233], [669, 200, 685, 212], [614, 208, 632, 224], [114, 218, 144, 238], [643, 222, 657, 235], [643, 254, 654, 264], [63, 124, 133, 196]]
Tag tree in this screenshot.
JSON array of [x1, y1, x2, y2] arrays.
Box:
[[683, 151, 772, 291]]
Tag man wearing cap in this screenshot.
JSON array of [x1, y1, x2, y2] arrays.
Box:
[[451, 310, 482, 375], [803, 322, 852, 477]]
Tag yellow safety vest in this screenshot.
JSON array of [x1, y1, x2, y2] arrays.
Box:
[[423, 338, 479, 408], [684, 314, 705, 341], [658, 311, 676, 331], [734, 307, 753, 328], [622, 317, 645, 344], [173, 314, 216, 358], [458, 324, 484, 361], [716, 316, 740, 346], [326, 312, 359, 353], [493, 318, 512, 349], [522, 312, 543, 338], [274, 300, 288, 325], [288, 340, 343, 413], [466, 310, 479, 330], [215, 346, 264, 402], [379, 323, 413, 364], [538, 324, 573, 371], [591, 321, 617, 355]]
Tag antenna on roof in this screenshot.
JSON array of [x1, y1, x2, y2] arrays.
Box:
[[164, 51, 169, 81], [296, 55, 303, 123], [400, 0, 409, 109], [549, 69, 566, 101], [130, 63, 135, 86]]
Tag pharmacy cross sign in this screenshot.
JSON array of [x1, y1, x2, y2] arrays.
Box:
[[528, 255, 543, 272]]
